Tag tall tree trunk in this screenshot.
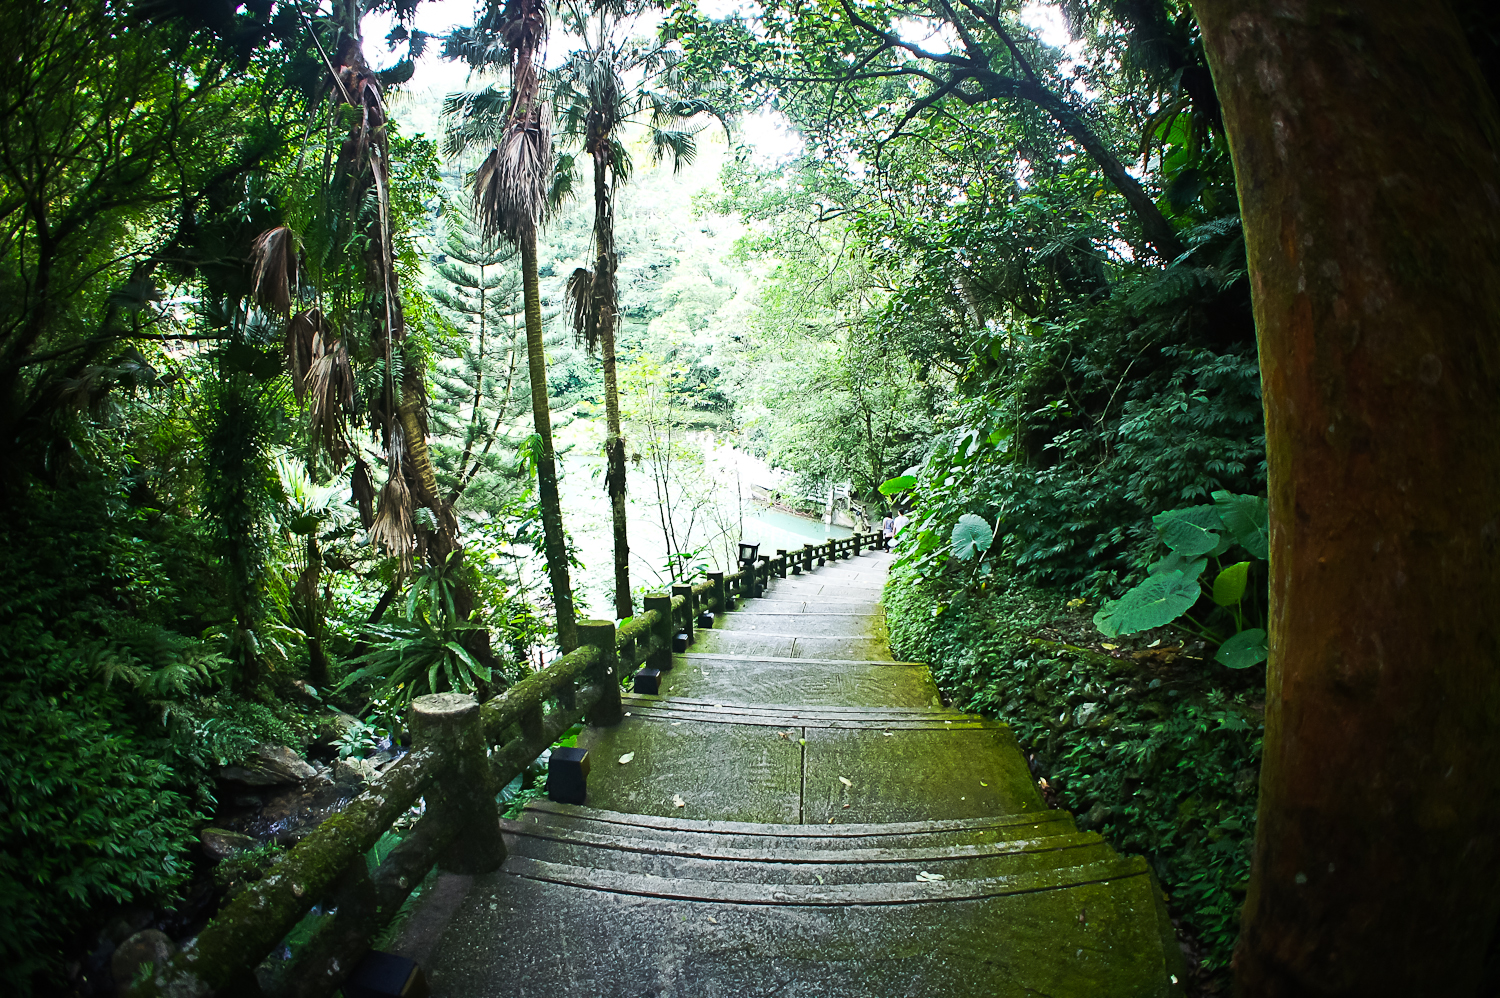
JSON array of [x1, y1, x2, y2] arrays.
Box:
[[521, 232, 578, 650], [593, 148, 632, 619], [1189, 3, 1500, 993]]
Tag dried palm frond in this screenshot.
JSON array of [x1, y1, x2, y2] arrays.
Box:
[[351, 458, 376, 530], [369, 443, 415, 570], [284, 309, 322, 402], [305, 321, 356, 464], [249, 226, 298, 314], [473, 107, 552, 245], [565, 267, 593, 349]]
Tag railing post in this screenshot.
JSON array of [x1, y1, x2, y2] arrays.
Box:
[[802, 545, 813, 574], [409, 693, 504, 874], [579, 620, 622, 727], [708, 571, 725, 613], [644, 593, 672, 671], [672, 584, 694, 645], [775, 549, 787, 579], [853, 532, 862, 558]]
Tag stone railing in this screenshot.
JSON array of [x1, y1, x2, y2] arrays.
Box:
[[128, 531, 884, 997]]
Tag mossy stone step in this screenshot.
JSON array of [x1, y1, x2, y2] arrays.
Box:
[[690, 630, 893, 661], [402, 547, 1185, 998], [718, 612, 887, 638], [652, 659, 941, 707], [737, 598, 884, 612], [500, 822, 1116, 886], [517, 800, 1081, 848], [414, 865, 1183, 997], [502, 851, 1149, 903]]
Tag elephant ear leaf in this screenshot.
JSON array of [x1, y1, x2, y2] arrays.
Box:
[[950, 514, 992, 561], [1093, 572, 1201, 637], [1211, 561, 1253, 606], [1148, 549, 1208, 580], [1212, 491, 1270, 559], [878, 475, 917, 495], [1216, 628, 1268, 669], [1153, 505, 1224, 558]]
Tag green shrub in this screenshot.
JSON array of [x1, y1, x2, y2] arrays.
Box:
[[0, 617, 201, 985], [885, 564, 1261, 977]]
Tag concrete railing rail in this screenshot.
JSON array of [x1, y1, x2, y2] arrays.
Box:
[[128, 531, 884, 998]]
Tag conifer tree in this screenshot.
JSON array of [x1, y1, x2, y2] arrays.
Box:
[[427, 204, 530, 516]]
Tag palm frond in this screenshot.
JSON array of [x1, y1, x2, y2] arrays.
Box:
[[565, 267, 594, 349], [473, 107, 553, 244], [305, 318, 355, 464], [284, 309, 320, 403], [249, 226, 298, 314], [370, 442, 415, 569], [650, 127, 701, 172]]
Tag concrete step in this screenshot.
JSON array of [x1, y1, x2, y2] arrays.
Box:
[[718, 612, 886, 637], [575, 710, 1045, 825], [736, 598, 885, 613], [501, 809, 1111, 886], [620, 697, 987, 729], [513, 800, 1081, 849], [690, 629, 893, 661], [660, 655, 934, 707], [407, 861, 1183, 998], [500, 852, 1146, 903]]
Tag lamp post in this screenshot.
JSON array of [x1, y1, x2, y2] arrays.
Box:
[[737, 542, 760, 598]]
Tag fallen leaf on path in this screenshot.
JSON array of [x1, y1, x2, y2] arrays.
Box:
[[882, 731, 893, 737], [838, 776, 853, 787], [672, 794, 686, 808], [618, 753, 635, 765], [706, 916, 718, 924], [915, 871, 945, 882], [980, 781, 988, 787]]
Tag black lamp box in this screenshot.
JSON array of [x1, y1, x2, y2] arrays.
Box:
[[697, 611, 714, 629], [633, 667, 662, 695], [345, 951, 428, 998], [546, 746, 590, 805], [672, 631, 689, 653]]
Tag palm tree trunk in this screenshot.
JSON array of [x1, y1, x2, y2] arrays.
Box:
[[594, 149, 632, 619], [521, 231, 578, 650]]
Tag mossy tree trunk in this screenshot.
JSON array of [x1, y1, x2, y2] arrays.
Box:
[[522, 233, 578, 651], [1190, 2, 1500, 993], [592, 142, 632, 620]]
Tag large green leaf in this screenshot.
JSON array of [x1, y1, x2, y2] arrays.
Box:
[[1153, 505, 1224, 557], [878, 475, 917, 495], [1216, 628, 1268, 669], [950, 514, 992, 561], [1212, 491, 1269, 559], [1147, 549, 1208, 580], [1093, 571, 1201, 637], [1212, 561, 1252, 606]]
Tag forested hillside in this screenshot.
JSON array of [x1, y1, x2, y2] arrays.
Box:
[[5, 0, 1498, 995]]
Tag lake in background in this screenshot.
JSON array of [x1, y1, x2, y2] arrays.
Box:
[[550, 412, 852, 619]]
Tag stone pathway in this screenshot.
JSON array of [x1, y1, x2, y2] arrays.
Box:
[[398, 549, 1183, 996]]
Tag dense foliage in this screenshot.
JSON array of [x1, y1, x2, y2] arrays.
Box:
[[885, 565, 1263, 975]]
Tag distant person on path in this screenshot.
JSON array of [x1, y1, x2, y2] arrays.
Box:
[[881, 513, 895, 550], [893, 510, 910, 544]]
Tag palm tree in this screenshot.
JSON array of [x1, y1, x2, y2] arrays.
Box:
[[247, 2, 501, 678], [445, 0, 579, 650], [553, 1, 727, 618]]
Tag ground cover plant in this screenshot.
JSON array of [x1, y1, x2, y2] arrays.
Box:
[[885, 566, 1262, 990]]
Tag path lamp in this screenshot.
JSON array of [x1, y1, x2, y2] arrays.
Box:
[[738, 542, 760, 598]]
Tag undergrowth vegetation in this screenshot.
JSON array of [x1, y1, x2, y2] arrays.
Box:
[[885, 565, 1263, 982]]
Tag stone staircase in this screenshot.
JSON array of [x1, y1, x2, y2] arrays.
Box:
[[396, 549, 1184, 996]]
